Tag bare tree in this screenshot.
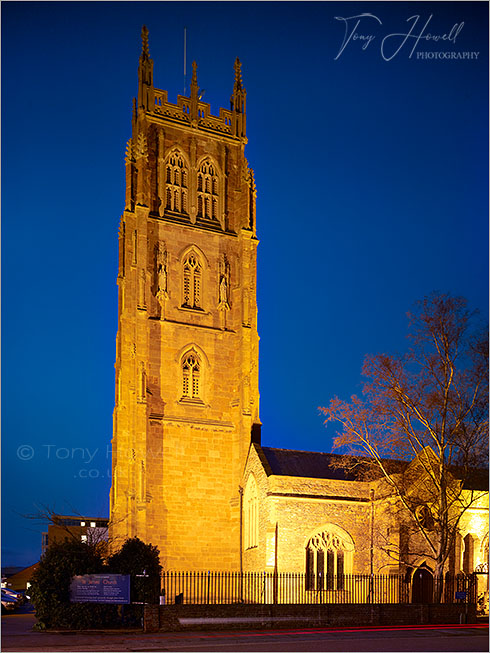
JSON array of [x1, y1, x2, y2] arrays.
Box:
[[320, 293, 488, 583]]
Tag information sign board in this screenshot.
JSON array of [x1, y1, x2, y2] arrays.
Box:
[[70, 574, 130, 604]]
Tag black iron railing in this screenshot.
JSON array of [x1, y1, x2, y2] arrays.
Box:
[[160, 572, 477, 605]]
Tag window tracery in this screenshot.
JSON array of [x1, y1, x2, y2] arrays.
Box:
[[165, 152, 188, 214], [182, 252, 202, 309], [416, 505, 434, 530], [181, 351, 201, 400], [305, 526, 353, 591], [197, 160, 220, 221]]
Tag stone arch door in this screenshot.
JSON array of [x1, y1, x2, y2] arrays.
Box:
[[412, 567, 433, 603]]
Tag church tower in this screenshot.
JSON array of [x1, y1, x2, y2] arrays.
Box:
[[110, 27, 260, 570]]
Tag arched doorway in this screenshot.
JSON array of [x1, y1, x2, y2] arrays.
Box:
[[412, 567, 433, 603]]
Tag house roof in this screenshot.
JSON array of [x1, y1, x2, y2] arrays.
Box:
[[1, 567, 25, 578], [51, 515, 109, 526]]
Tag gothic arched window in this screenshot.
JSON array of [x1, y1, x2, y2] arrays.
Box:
[[181, 351, 201, 400], [243, 474, 259, 550], [305, 525, 354, 591], [165, 152, 188, 214], [197, 159, 220, 221], [182, 252, 202, 309]]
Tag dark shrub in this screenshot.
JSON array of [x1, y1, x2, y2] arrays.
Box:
[[29, 540, 117, 629]]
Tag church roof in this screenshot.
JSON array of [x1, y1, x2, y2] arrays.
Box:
[[460, 468, 489, 491], [258, 445, 489, 489], [258, 446, 405, 481]]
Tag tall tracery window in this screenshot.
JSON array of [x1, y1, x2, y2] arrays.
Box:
[[165, 152, 188, 214], [243, 475, 259, 550], [181, 351, 201, 400], [305, 526, 353, 591], [182, 252, 202, 309], [197, 160, 219, 221]]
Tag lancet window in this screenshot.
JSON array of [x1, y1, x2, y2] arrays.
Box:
[[165, 152, 188, 214], [197, 160, 219, 221], [243, 475, 259, 550], [305, 526, 353, 591], [181, 351, 201, 400], [182, 252, 202, 309]]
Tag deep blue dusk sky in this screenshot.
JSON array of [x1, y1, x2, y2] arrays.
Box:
[[2, 2, 488, 567]]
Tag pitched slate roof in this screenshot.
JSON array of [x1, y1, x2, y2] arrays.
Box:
[[257, 445, 489, 490], [258, 446, 406, 481]]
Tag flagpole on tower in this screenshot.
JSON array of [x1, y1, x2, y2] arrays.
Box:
[[183, 27, 187, 96]]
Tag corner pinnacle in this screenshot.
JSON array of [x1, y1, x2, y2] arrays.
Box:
[[234, 58, 243, 91], [141, 25, 150, 59]]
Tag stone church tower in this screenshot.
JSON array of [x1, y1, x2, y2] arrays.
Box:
[[109, 28, 260, 570]]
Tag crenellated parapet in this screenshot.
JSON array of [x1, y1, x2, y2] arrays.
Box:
[[125, 26, 254, 235], [152, 89, 236, 138], [135, 27, 246, 143]]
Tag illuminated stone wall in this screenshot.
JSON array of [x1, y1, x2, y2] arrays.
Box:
[[457, 491, 489, 573], [241, 445, 489, 578], [242, 445, 386, 574]]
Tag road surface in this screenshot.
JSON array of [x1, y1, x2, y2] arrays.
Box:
[[2, 610, 488, 652]]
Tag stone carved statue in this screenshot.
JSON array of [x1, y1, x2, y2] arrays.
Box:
[[218, 254, 230, 308], [219, 275, 228, 304], [155, 243, 168, 304], [157, 263, 167, 294]]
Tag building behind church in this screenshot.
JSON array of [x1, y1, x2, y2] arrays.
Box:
[[109, 29, 488, 601]]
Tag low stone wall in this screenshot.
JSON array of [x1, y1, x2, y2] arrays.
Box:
[[144, 603, 476, 632]]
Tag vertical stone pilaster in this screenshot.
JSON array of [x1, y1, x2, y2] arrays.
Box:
[[158, 130, 165, 217]]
